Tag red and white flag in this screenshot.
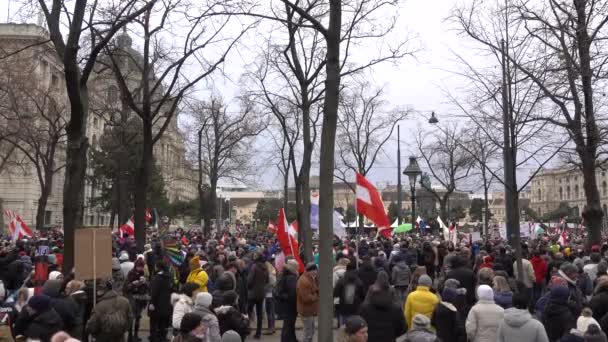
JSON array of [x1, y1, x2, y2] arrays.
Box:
[[558, 230, 568, 246], [119, 208, 152, 237], [276, 208, 304, 273], [267, 220, 277, 233], [4, 209, 33, 241], [356, 173, 391, 237]]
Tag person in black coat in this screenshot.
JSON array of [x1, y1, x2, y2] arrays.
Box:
[[334, 265, 365, 323], [543, 285, 577, 342], [149, 261, 173, 342], [276, 260, 299, 342], [41, 279, 77, 333], [446, 256, 476, 306], [358, 280, 406, 342], [589, 276, 608, 335], [246, 254, 269, 339], [431, 287, 466, 342], [357, 257, 377, 295], [215, 290, 250, 340], [14, 294, 63, 342]]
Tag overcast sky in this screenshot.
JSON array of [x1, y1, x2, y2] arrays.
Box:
[[1, 0, 522, 192]]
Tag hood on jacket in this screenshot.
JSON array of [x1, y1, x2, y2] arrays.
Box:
[[41, 279, 63, 298], [368, 288, 393, 310], [214, 305, 235, 315], [171, 293, 193, 306], [503, 307, 532, 328]]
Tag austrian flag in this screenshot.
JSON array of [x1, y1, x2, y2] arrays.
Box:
[[356, 173, 391, 237], [4, 209, 33, 241]]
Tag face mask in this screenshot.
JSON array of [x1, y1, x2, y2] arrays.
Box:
[[193, 332, 206, 339]]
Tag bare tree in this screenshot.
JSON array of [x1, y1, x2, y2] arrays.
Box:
[[467, 129, 499, 235], [416, 126, 476, 220], [191, 97, 265, 234], [29, 0, 154, 272], [335, 80, 408, 229], [100, 0, 253, 248], [0, 61, 67, 230], [453, 0, 608, 245]]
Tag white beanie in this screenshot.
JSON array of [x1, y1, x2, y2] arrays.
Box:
[[49, 271, 63, 280], [477, 284, 494, 301], [195, 292, 213, 309]]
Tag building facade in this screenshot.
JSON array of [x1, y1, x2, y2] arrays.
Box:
[[0, 23, 198, 229], [530, 167, 608, 219]]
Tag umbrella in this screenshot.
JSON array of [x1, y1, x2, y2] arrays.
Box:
[[394, 223, 413, 234]]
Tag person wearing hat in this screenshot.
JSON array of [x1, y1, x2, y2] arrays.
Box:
[[404, 274, 439, 329], [120, 251, 135, 279], [187, 256, 209, 293], [172, 313, 207, 342], [13, 294, 63, 342], [403, 314, 439, 342], [193, 292, 221, 342], [431, 287, 466, 342], [297, 262, 320, 342], [221, 330, 242, 342], [125, 257, 150, 342], [338, 315, 368, 342], [214, 290, 250, 340], [466, 285, 504, 342]]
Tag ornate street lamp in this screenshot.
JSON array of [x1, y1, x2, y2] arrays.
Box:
[[403, 156, 422, 227], [428, 111, 439, 124]]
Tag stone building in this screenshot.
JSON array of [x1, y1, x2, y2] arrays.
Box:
[[530, 167, 608, 220], [0, 23, 198, 229]]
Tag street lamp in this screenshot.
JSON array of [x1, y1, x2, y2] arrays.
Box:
[[428, 111, 439, 124], [403, 156, 422, 227]]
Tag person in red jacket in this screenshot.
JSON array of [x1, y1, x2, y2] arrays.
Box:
[[530, 250, 547, 304]]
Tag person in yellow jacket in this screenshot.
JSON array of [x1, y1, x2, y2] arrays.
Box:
[[404, 274, 439, 329], [186, 256, 209, 292]]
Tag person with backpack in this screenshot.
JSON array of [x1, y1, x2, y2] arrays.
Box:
[[85, 279, 132, 342], [124, 258, 150, 342], [246, 253, 269, 339], [150, 261, 174, 342], [187, 256, 209, 293], [334, 263, 365, 328]]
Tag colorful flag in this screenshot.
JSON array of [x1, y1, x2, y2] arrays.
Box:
[[310, 191, 319, 230], [356, 173, 390, 236], [394, 223, 413, 234], [276, 208, 304, 273], [4, 209, 33, 241]]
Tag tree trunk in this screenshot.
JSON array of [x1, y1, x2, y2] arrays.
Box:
[[318, 2, 341, 341], [35, 168, 54, 231], [134, 118, 153, 252], [208, 178, 218, 234], [581, 155, 603, 246], [283, 171, 289, 213], [482, 168, 490, 236]]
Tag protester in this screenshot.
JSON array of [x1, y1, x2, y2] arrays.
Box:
[[465, 285, 505, 342], [359, 270, 406, 342], [64, 280, 87, 340], [431, 287, 466, 342], [172, 313, 207, 342], [493, 275, 514, 309], [214, 290, 250, 340], [192, 292, 221, 342], [391, 254, 411, 306], [404, 314, 440, 342], [172, 282, 199, 333], [334, 263, 365, 326], [187, 256, 209, 293], [338, 315, 368, 342], [14, 294, 63, 342], [85, 279, 132, 342], [497, 291, 549, 342], [150, 261, 173, 342], [124, 258, 150, 342], [246, 253, 269, 339], [276, 259, 299, 342], [297, 262, 320, 342], [404, 274, 439, 329], [543, 285, 577, 342]]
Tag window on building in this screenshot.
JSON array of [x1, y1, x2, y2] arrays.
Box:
[[559, 187, 563, 200], [538, 189, 542, 201], [107, 86, 118, 104], [44, 210, 52, 225], [538, 208, 542, 216], [89, 215, 94, 225], [604, 204, 607, 217], [91, 134, 97, 149], [566, 186, 571, 200], [604, 181, 607, 197], [575, 185, 579, 199], [51, 74, 59, 88]]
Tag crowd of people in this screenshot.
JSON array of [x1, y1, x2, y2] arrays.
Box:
[[1, 228, 608, 342]]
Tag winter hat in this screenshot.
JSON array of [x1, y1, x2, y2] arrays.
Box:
[[190, 256, 201, 270], [443, 278, 461, 289], [48, 271, 63, 280], [119, 251, 129, 262], [550, 285, 570, 303], [0, 280, 5, 301], [28, 294, 51, 312], [221, 330, 242, 342], [412, 314, 431, 328], [442, 287, 458, 303], [418, 275, 432, 288], [344, 315, 367, 335], [179, 313, 202, 334], [477, 284, 494, 301], [195, 292, 213, 309]]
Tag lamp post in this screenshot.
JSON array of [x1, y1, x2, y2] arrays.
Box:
[[403, 156, 422, 227]]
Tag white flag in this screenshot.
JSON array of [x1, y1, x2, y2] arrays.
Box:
[[333, 211, 347, 238]]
